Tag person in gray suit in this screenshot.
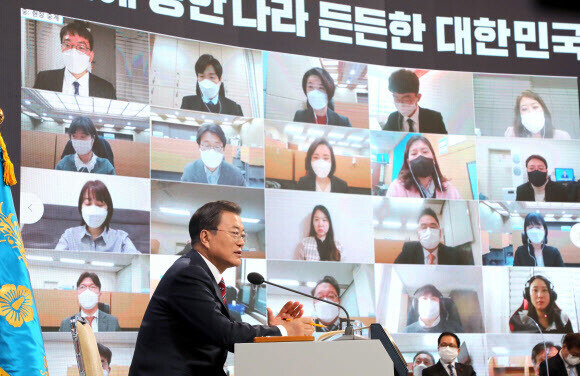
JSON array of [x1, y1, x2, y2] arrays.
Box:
[[181, 123, 246, 186], [59, 272, 121, 332]]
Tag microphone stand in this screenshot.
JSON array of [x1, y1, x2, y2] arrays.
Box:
[[525, 316, 550, 376]]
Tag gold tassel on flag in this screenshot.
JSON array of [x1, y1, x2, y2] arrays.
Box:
[[0, 108, 16, 186]]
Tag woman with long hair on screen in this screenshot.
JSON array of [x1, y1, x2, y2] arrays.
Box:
[[296, 138, 349, 193], [509, 275, 573, 334], [513, 213, 565, 267], [56, 180, 140, 253], [504, 90, 571, 139], [293, 67, 352, 127], [296, 205, 343, 261], [386, 135, 461, 199]]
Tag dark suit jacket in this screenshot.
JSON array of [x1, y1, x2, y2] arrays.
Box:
[[296, 174, 349, 193], [58, 310, 121, 332], [516, 180, 569, 202], [513, 245, 565, 267], [423, 361, 476, 376], [129, 250, 281, 376], [293, 108, 352, 127], [382, 107, 447, 134], [33, 68, 116, 100], [181, 95, 243, 116], [540, 353, 580, 376], [394, 242, 471, 265]]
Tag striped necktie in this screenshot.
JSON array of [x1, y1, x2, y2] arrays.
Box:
[[218, 279, 226, 304]]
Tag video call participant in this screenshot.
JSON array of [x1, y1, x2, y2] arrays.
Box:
[[293, 67, 352, 127], [395, 208, 471, 265], [55, 116, 115, 174], [386, 135, 461, 199], [56, 180, 140, 253], [98, 342, 113, 376], [130, 201, 314, 375], [382, 69, 447, 134], [531, 341, 558, 376], [311, 276, 353, 332], [59, 272, 121, 332], [181, 54, 243, 116], [513, 213, 564, 267], [297, 205, 343, 261], [423, 332, 476, 376], [404, 284, 464, 333], [509, 275, 574, 334], [181, 123, 245, 186], [506, 90, 571, 139], [33, 21, 116, 99], [296, 138, 349, 193], [539, 333, 580, 376], [516, 155, 569, 202], [413, 351, 435, 376]]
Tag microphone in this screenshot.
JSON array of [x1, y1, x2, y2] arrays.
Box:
[[523, 316, 550, 376], [247, 272, 359, 339]]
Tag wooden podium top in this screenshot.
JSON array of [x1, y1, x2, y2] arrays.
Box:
[[254, 336, 315, 343]]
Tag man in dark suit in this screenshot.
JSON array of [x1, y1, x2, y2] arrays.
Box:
[[539, 333, 580, 376], [130, 201, 314, 375], [516, 154, 570, 202], [33, 21, 116, 100], [424, 332, 476, 376], [59, 272, 121, 332], [531, 341, 558, 376], [395, 208, 471, 265], [382, 69, 447, 134]]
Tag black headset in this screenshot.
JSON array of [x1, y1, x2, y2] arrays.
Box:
[[523, 275, 557, 306]]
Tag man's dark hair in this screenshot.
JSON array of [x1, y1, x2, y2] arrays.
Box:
[[196, 123, 227, 147], [531, 341, 554, 365], [388, 69, 420, 95], [563, 333, 580, 351], [526, 154, 548, 169], [311, 275, 340, 297], [413, 351, 435, 365], [438, 332, 461, 348], [189, 201, 242, 246], [76, 272, 101, 290], [414, 284, 443, 299], [60, 20, 94, 51], [97, 342, 112, 365], [417, 207, 440, 226], [68, 116, 97, 139], [195, 54, 223, 79]]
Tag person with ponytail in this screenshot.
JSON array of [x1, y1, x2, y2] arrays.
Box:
[[296, 205, 343, 261], [513, 213, 564, 267]]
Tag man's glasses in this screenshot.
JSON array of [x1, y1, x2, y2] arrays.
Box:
[[61, 42, 90, 54]]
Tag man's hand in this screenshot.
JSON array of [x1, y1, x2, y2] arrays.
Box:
[[281, 317, 315, 337], [267, 301, 304, 326]]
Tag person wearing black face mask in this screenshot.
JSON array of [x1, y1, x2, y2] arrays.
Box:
[[515, 155, 570, 203]]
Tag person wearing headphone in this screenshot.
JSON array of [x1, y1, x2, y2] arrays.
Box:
[[513, 213, 565, 267], [403, 284, 464, 333], [509, 275, 574, 334]]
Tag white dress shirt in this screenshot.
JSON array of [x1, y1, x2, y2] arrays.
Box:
[[315, 180, 331, 193], [440, 359, 458, 376], [74, 153, 97, 172], [423, 248, 439, 265], [80, 308, 99, 333], [62, 69, 90, 96], [560, 352, 578, 376], [401, 107, 420, 132]]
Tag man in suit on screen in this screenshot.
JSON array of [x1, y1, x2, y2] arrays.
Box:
[[423, 332, 476, 376], [129, 200, 314, 376], [539, 333, 580, 376]]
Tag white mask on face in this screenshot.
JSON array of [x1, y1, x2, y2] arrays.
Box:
[[417, 298, 440, 321], [71, 138, 93, 156], [198, 79, 221, 100], [413, 364, 428, 376], [315, 300, 340, 323], [62, 48, 91, 75], [78, 289, 99, 310], [521, 111, 545, 134], [395, 102, 417, 117], [527, 228, 545, 244], [566, 355, 580, 366], [200, 149, 224, 169], [438, 346, 459, 363], [307, 90, 328, 111], [103, 370, 109, 376], [82, 205, 108, 229], [311, 159, 331, 178], [418, 228, 440, 250]]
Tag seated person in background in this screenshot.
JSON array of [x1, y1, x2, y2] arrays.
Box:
[[34, 21, 116, 99], [382, 69, 447, 134], [293, 67, 352, 127], [56, 180, 140, 253], [98, 342, 113, 376], [296, 138, 349, 193], [181, 123, 245, 186], [181, 54, 243, 116], [509, 275, 574, 334], [413, 351, 435, 376], [539, 333, 580, 376], [531, 341, 558, 376], [311, 276, 361, 332], [516, 155, 569, 202], [513, 213, 565, 267], [297, 205, 343, 261], [505, 90, 571, 139], [386, 135, 461, 199], [59, 272, 121, 332], [423, 332, 476, 376], [55, 116, 115, 175], [404, 284, 464, 333], [395, 208, 471, 265]]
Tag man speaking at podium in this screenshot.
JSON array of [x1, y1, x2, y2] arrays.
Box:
[[130, 201, 314, 375]]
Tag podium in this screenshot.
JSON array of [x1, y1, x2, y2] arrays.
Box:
[[235, 324, 407, 376]]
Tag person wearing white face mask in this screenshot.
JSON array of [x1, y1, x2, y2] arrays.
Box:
[[404, 285, 464, 334], [513, 213, 564, 267], [296, 138, 350, 193], [33, 21, 116, 99], [310, 276, 361, 332], [181, 124, 246, 186], [55, 116, 115, 175], [505, 90, 571, 139], [539, 334, 580, 376], [181, 54, 243, 116], [412, 351, 436, 376], [59, 272, 121, 332], [98, 343, 114, 376], [395, 208, 472, 265], [293, 68, 352, 127], [423, 333, 476, 376], [56, 180, 140, 253], [382, 69, 447, 134]]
